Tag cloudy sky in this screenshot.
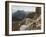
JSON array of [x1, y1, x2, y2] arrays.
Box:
[[12, 5, 36, 13]]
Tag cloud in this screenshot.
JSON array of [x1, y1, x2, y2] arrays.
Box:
[[12, 6, 36, 13]]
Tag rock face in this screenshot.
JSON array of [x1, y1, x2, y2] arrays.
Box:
[[20, 18, 32, 30], [20, 17, 41, 30], [20, 25, 28, 31]]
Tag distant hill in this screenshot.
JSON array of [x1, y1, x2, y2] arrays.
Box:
[[12, 10, 27, 21]]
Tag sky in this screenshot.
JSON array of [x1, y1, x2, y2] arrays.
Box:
[[12, 5, 36, 13]]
